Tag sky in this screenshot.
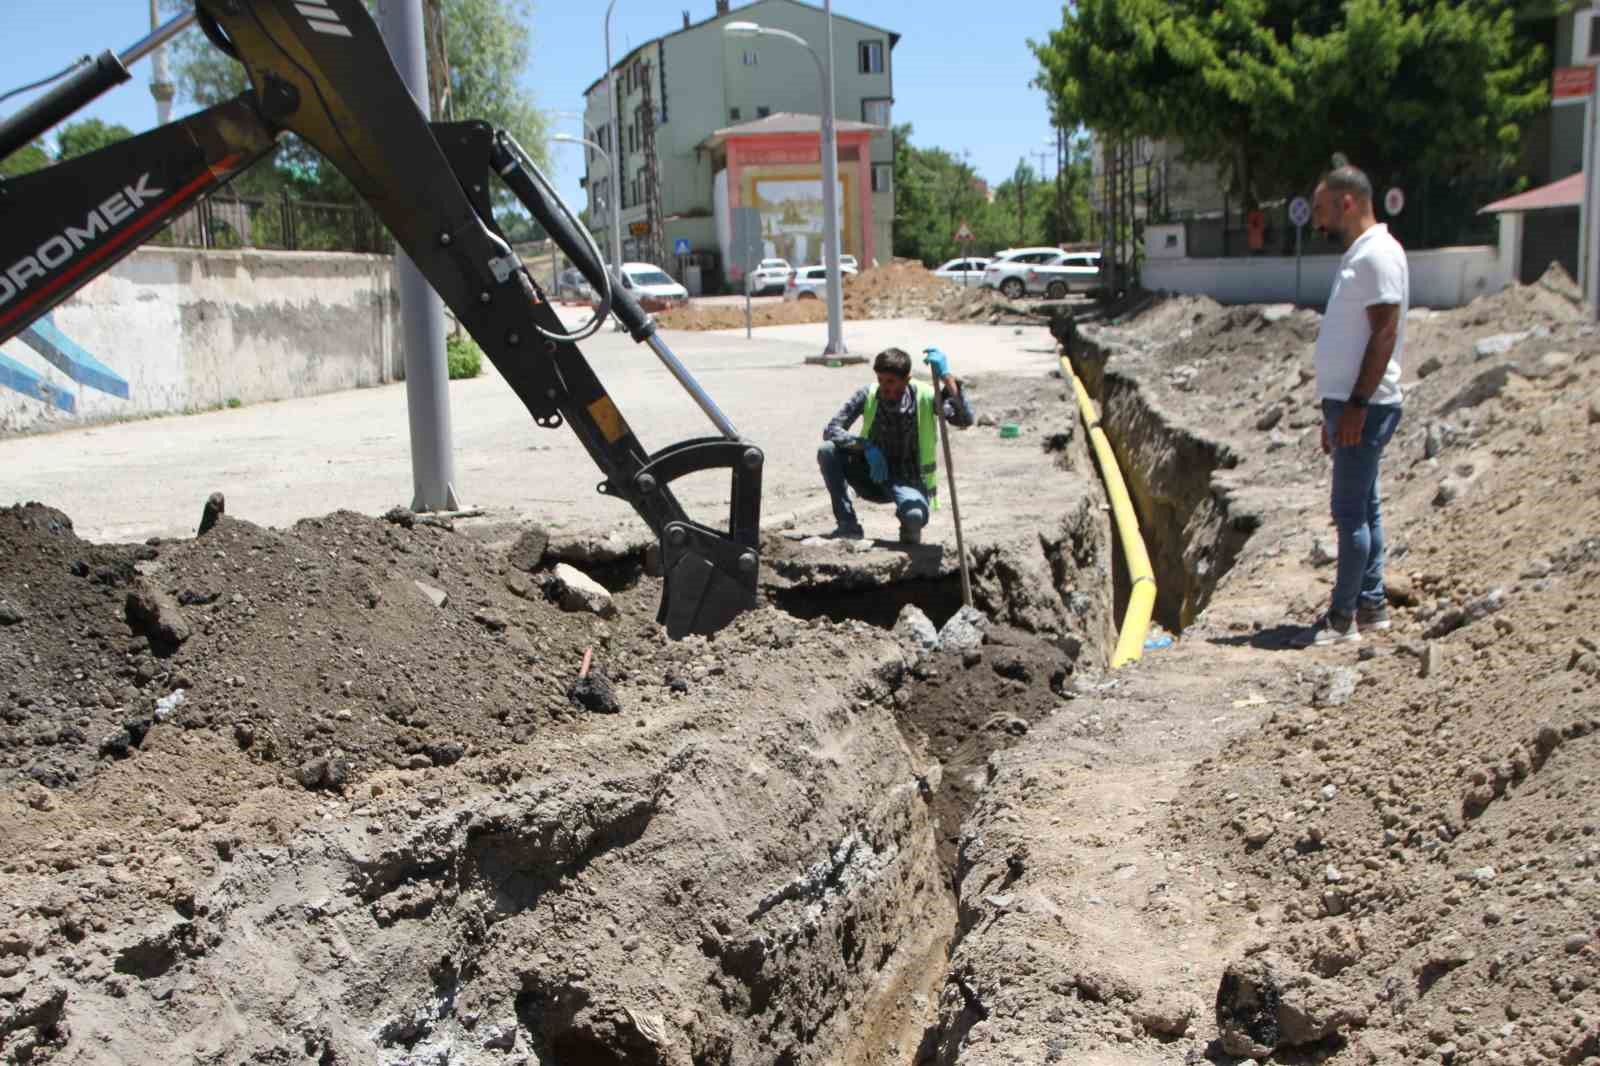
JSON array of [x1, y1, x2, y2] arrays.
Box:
[[0, 0, 1060, 213]]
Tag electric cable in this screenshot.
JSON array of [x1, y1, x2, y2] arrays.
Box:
[[0, 57, 91, 106]]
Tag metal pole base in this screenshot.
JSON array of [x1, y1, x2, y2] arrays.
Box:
[[411, 482, 462, 514]]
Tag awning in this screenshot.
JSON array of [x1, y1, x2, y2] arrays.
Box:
[[1479, 172, 1583, 214]]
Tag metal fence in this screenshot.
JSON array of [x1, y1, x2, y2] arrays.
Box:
[[1155, 173, 1521, 260], [153, 192, 390, 254]]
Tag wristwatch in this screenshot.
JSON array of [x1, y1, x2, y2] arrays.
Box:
[[1346, 393, 1369, 409]]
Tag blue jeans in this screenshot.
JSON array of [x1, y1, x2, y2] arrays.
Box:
[[1323, 400, 1402, 616], [817, 441, 930, 531]]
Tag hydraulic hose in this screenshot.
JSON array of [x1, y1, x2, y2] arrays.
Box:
[[1060, 355, 1156, 668]]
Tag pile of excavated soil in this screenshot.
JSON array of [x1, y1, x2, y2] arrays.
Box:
[[656, 260, 1035, 331], [655, 296, 829, 330], [1156, 267, 1600, 1065], [1, 499, 972, 1063], [0, 364, 1111, 1064], [956, 262, 1599, 1063]]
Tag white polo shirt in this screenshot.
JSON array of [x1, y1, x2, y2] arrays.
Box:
[[1313, 223, 1408, 406]]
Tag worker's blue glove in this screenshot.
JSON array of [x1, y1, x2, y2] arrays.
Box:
[[863, 443, 889, 484], [923, 347, 951, 380]]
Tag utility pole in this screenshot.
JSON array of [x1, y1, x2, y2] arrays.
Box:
[[819, 0, 846, 356], [378, 0, 460, 512], [147, 0, 174, 125], [604, 2, 625, 284]]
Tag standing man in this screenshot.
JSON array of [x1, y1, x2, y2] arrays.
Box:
[[1293, 163, 1408, 647], [818, 347, 974, 544]]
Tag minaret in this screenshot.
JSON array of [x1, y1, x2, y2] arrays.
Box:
[[149, 0, 175, 125]]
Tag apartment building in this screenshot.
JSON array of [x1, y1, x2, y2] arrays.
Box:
[[580, 0, 897, 290]]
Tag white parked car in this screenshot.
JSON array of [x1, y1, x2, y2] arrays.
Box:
[[838, 254, 859, 272], [747, 258, 793, 296], [1023, 252, 1103, 298], [617, 262, 689, 311], [783, 263, 858, 301], [933, 257, 991, 286], [981, 247, 1074, 299]]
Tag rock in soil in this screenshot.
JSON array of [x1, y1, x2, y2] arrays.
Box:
[[938, 605, 990, 652], [567, 667, 621, 713], [1215, 954, 1365, 1058], [549, 562, 617, 618]]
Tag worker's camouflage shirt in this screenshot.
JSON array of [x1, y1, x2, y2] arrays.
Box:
[[824, 381, 974, 487]]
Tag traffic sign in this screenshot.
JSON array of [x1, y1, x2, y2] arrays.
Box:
[[1555, 65, 1597, 105], [731, 207, 763, 272], [673, 237, 691, 256], [953, 219, 975, 242], [1384, 187, 1406, 217], [1288, 197, 1311, 228]]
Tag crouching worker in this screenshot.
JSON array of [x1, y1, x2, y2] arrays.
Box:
[[817, 346, 974, 544]]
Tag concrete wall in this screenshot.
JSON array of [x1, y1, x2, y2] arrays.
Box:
[[1141, 245, 1503, 309], [1, 247, 399, 436]]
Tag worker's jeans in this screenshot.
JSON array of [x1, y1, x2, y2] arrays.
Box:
[[817, 442, 930, 532], [1323, 400, 1403, 617]]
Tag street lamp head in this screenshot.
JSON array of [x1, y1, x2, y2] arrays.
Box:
[[551, 133, 579, 143], [723, 21, 762, 37]]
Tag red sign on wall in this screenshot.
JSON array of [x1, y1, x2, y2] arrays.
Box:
[[1555, 66, 1597, 101]]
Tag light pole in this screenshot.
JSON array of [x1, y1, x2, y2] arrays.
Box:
[[552, 131, 613, 291], [725, 15, 847, 357], [604, 2, 624, 285]]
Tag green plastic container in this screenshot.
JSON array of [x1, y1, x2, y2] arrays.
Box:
[[999, 423, 1021, 439]]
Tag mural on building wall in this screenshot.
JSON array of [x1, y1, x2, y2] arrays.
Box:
[[0, 315, 128, 415], [749, 176, 850, 267]]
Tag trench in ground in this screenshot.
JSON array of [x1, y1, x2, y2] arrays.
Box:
[[740, 371, 1255, 1063], [61, 365, 1253, 1065]]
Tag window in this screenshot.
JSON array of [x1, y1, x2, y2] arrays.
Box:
[[862, 98, 891, 127], [858, 40, 884, 75], [729, 107, 742, 122], [742, 49, 759, 66], [757, 106, 771, 118], [871, 163, 892, 194]]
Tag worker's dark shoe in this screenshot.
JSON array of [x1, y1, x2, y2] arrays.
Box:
[[1356, 602, 1391, 631], [1290, 610, 1359, 648], [898, 522, 923, 545], [828, 523, 865, 540]]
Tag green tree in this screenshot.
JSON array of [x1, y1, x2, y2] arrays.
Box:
[[0, 142, 51, 179], [158, 0, 546, 201], [1032, 0, 1550, 208], [891, 123, 992, 264], [55, 119, 135, 162]]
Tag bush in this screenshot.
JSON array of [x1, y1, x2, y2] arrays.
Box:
[[446, 333, 483, 380]]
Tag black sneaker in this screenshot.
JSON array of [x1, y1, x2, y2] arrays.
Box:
[[1290, 611, 1360, 648], [828, 523, 865, 540], [1356, 602, 1391, 631]]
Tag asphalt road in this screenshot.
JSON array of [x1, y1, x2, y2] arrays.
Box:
[[0, 312, 1064, 544]]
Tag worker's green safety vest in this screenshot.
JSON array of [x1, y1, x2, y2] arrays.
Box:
[[861, 380, 940, 507]]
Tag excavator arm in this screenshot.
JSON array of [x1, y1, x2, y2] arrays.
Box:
[[0, 0, 762, 638]]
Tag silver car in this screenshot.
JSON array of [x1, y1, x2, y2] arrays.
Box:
[[981, 247, 1072, 299]]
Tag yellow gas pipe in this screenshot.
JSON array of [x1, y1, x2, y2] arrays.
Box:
[[1060, 356, 1157, 668]]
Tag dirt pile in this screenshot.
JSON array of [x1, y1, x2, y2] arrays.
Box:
[[0, 362, 1110, 1065], [655, 296, 828, 331], [935, 266, 1600, 1063], [0, 499, 968, 1063], [656, 260, 1035, 331]]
